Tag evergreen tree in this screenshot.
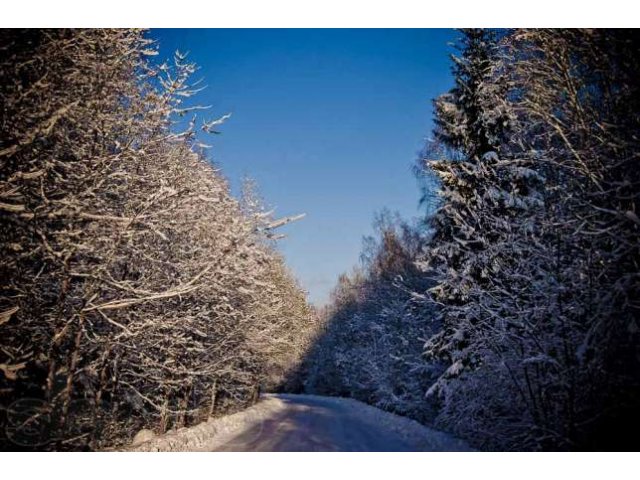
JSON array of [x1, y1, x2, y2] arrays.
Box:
[[418, 29, 515, 371], [420, 28, 640, 451], [432, 29, 509, 161], [418, 29, 557, 449]]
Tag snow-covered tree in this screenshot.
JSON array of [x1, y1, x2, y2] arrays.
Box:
[[304, 212, 439, 423], [0, 29, 318, 450], [432, 29, 511, 161], [419, 28, 640, 451], [416, 28, 527, 406], [501, 29, 640, 449]]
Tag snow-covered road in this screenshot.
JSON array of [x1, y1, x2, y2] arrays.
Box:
[[127, 393, 472, 452], [210, 394, 472, 452]]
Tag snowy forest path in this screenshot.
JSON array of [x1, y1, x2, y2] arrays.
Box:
[[207, 394, 472, 452], [126, 394, 473, 452]]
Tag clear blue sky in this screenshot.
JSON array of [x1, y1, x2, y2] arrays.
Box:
[[150, 29, 456, 305]]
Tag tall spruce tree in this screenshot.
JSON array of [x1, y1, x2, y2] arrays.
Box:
[[420, 28, 640, 451], [419, 29, 513, 364], [418, 29, 554, 449], [432, 29, 508, 161]]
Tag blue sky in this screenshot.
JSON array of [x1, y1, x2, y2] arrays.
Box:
[[151, 29, 456, 305]]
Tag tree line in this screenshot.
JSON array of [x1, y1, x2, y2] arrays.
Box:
[[303, 29, 640, 451], [0, 29, 318, 450]]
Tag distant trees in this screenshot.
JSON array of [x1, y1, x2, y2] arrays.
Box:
[[0, 29, 316, 450], [304, 212, 439, 423]]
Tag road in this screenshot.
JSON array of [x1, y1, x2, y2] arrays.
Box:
[[208, 394, 472, 452]]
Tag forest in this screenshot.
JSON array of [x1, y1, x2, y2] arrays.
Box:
[[1, 28, 639, 451]]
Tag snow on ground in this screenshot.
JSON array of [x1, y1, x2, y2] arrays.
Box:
[[123, 393, 473, 452]]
